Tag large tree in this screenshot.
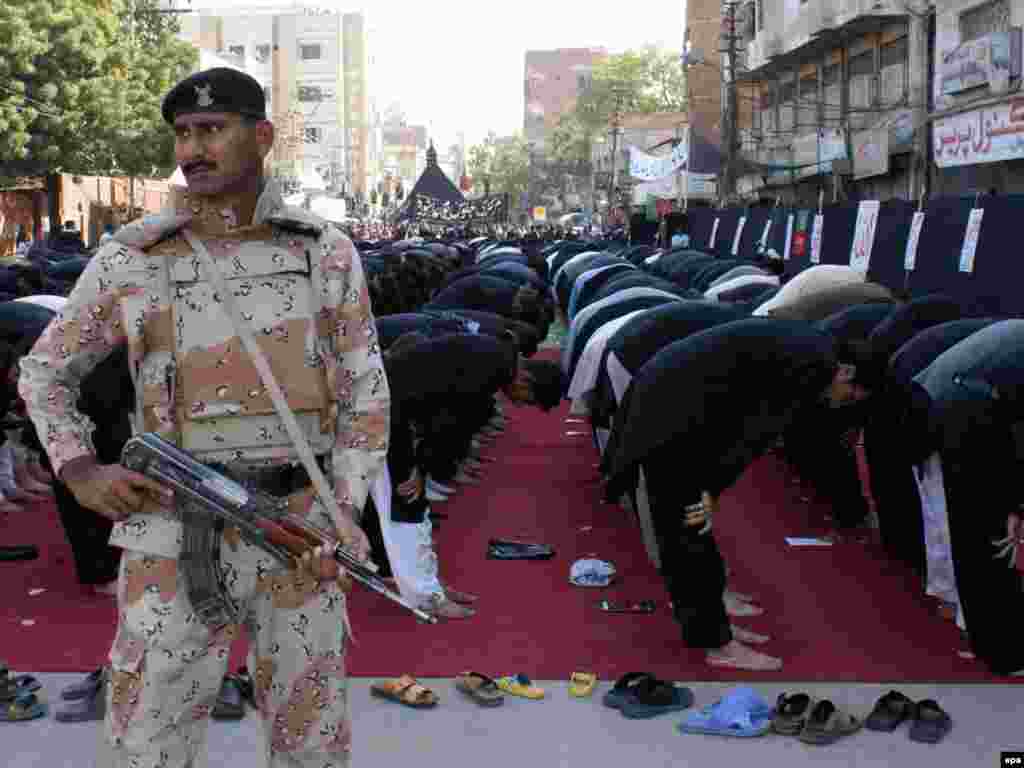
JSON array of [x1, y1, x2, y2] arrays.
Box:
[[548, 46, 687, 169], [0, 0, 196, 180], [466, 132, 530, 208]]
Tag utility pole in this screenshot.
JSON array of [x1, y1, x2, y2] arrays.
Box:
[[607, 83, 625, 225], [720, 0, 739, 203]]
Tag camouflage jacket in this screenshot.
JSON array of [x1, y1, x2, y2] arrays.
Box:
[[19, 180, 390, 558]]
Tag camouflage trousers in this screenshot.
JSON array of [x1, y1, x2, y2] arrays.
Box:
[[101, 530, 352, 768]]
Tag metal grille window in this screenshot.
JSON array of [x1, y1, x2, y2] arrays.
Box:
[[757, 0, 764, 32], [848, 49, 876, 130], [960, 0, 1010, 42], [298, 85, 324, 102], [255, 44, 271, 63], [299, 43, 323, 61], [761, 85, 777, 136], [822, 62, 841, 127], [799, 73, 819, 130], [304, 127, 322, 144], [880, 37, 908, 104], [227, 45, 244, 58], [778, 77, 796, 134]]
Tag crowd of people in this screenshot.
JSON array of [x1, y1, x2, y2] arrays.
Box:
[[1, 67, 1020, 766]]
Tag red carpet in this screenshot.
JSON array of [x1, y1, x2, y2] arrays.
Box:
[[1, 393, 1017, 682]]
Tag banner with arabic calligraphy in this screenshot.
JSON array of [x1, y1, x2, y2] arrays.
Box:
[[628, 129, 690, 181], [404, 193, 508, 223], [934, 100, 1024, 168]]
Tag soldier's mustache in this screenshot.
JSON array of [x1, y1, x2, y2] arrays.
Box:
[[184, 161, 215, 174]]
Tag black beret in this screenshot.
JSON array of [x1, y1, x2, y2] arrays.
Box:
[[162, 67, 267, 124]]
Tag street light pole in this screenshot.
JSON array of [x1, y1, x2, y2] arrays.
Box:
[[607, 84, 625, 224]]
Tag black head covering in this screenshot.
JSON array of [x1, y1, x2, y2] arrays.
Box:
[[162, 67, 267, 124]]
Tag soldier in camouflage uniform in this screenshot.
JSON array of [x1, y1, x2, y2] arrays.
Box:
[[19, 68, 390, 768]]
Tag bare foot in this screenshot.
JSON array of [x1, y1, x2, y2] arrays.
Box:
[[730, 624, 771, 644], [443, 585, 479, 605], [453, 469, 480, 486], [427, 597, 476, 620], [706, 640, 782, 671], [725, 592, 763, 617], [725, 588, 754, 603], [0, 498, 25, 515]]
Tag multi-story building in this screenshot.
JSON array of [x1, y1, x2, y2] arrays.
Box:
[[342, 13, 369, 198], [178, 6, 369, 196], [733, 0, 926, 204], [931, 0, 1024, 194], [381, 121, 428, 190], [523, 48, 607, 152]]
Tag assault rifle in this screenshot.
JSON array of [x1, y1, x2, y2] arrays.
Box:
[[121, 433, 438, 625]]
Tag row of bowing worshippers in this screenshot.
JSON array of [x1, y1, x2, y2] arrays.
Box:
[[2, 229, 1022, 673], [550, 239, 1023, 675]]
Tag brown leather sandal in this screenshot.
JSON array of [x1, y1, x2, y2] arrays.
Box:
[[370, 675, 439, 708]]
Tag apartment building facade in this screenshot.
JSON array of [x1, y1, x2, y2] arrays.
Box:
[[523, 48, 607, 152], [734, 0, 926, 205], [931, 0, 1024, 194], [178, 6, 369, 196]]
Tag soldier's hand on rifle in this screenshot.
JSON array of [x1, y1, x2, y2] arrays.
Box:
[[301, 545, 353, 592], [337, 518, 372, 562], [61, 456, 173, 522]]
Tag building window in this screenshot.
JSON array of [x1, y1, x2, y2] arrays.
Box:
[[777, 77, 796, 134], [848, 49, 876, 130], [298, 85, 335, 102], [255, 44, 271, 63], [299, 43, 323, 61], [960, 0, 1009, 43], [304, 127, 323, 144], [799, 72, 819, 130], [880, 36, 908, 104], [761, 83, 777, 137], [822, 61, 841, 127], [227, 45, 245, 58]]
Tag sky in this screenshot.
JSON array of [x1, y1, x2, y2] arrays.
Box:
[[188, 0, 686, 151]]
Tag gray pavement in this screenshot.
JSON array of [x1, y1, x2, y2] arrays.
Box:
[[5, 674, 1021, 767]]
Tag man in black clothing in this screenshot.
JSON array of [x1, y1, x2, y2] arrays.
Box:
[[604, 318, 878, 670]]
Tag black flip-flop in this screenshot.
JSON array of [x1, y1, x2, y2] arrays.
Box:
[[602, 672, 656, 709], [908, 699, 952, 743], [866, 690, 915, 732], [619, 677, 694, 719]]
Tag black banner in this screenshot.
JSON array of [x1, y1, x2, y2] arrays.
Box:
[[402, 193, 508, 224]]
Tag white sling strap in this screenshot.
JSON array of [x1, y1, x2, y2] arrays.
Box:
[[183, 230, 346, 528]]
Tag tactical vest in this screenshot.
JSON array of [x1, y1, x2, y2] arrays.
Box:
[[119, 218, 337, 466]]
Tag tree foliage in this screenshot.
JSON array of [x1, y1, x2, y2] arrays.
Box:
[[466, 132, 530, 206], [548, 46, 686, 168], [0, 0, 197, 179]]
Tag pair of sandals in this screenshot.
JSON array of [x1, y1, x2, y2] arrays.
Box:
[[865, 690, 952, 743], [602, 672, 693, 719], [371, 674, 439, 708], [212, 668, 256, 720], [0, 664, 44, 722], [773, 693, 862, 745]]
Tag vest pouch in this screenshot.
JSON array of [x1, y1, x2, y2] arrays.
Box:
[[170, 236, 333, 461]]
